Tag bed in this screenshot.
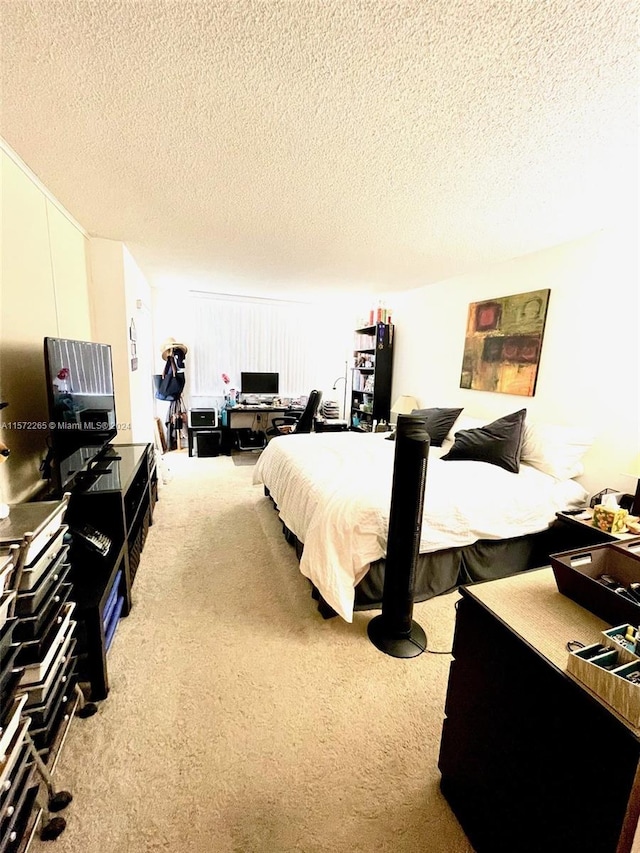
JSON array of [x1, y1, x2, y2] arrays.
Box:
[[252, 412, 591, 622]]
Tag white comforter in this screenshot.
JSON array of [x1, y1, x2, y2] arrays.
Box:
[[253, 432, 587, 622]]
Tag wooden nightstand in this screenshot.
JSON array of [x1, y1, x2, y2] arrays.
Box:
[[556, 508, 638, 544], [527, 509, 622, 567]]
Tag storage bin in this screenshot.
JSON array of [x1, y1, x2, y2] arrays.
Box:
[[551, 541, 640, 626], [18, 525, 68, 591], [0, 591, 16, 633], [0, 502, 67, 567], [0, 695, 28, 764], [18, 602, 75, 686], [0, 618, 17, 664], [0, 718, 29, 793], [27, 651, 75, 729], [196, 430, 221, 457], [567, 627, 640, 727], [22, 633, 76, 708], [0, 553, 15, 596], [0, 741, 30, 822], [15, 546, 70, 616]]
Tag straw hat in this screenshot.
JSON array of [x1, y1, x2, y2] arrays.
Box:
[[161, 337, 188, 360]]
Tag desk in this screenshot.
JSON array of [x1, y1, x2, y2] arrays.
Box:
[[438, 568, 640, 853], [225, 405, 304, 423], [223, 406, 305, 451]]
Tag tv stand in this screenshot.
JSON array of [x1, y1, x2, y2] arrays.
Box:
[[73, 463, 112, 489], [99, 445, 122, 461], [65, 443, 157, 700]]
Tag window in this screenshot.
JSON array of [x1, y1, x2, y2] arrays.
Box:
[[189, 292, 319, 398]]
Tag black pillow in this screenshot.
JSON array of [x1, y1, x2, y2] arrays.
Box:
[[441, 409, 527, 473], [384, 407, 463, 445], [411, 407, 464, 446]]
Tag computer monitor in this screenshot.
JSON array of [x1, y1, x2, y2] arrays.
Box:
[[240, 372, 279, 395]]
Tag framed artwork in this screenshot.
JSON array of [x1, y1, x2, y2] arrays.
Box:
[[459, 289, 550, 396]]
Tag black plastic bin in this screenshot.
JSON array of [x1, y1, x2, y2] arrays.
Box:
[[236, 429, 266, 450], [195, 430, 221, 457]]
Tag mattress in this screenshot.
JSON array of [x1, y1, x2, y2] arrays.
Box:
[[253, 432, 587, 621]]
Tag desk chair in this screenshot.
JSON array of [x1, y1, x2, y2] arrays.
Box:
[[266, 390, 322, 438]]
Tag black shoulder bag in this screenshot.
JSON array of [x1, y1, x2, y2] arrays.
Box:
[[154, 356, 185, 402]]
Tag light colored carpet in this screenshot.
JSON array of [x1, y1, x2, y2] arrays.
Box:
[[31, 450, 474, 853]]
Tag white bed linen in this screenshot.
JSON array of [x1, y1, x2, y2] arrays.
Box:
[[253, 432, 587, 622]]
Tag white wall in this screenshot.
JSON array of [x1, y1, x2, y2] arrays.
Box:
[[88, 240, 154, 446], [390, 226, 639, 499], [88, 238, 130, 434], [122, 248, 154, 444], [1, 141, 155, 503], [0, 144, 92, 502]]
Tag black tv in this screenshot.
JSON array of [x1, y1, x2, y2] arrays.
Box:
[[240, 372, 279, 395], [44, 336, 118, 492]]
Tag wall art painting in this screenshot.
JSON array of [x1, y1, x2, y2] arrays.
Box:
[[459, 289, 550, 396]]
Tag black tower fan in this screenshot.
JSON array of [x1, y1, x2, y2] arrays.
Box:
[[367, 413, 430, 658]]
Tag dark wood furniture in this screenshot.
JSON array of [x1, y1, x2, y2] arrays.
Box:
[[351, 322, 394, 430], [523, 510, 619, 569], [64, 443, 157, 700], [555, 508, 638, 543], [438, 568, 640, 853]]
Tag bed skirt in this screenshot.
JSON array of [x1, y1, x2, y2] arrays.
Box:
[[280, 517, 544, 618], [355, 536, 537, 610]]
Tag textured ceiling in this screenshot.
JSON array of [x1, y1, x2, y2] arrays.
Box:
[[1, 0, 638, 295]]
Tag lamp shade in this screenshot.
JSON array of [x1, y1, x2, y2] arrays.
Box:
[[391, 395, 419, 416]]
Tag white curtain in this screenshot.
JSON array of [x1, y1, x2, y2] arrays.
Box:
[[189, 292, 318, 398]]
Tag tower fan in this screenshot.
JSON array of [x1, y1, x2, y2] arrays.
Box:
[[367, 413, 430, 658]]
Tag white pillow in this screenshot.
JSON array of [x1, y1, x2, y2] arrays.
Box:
[[521, 422, 593, 480]]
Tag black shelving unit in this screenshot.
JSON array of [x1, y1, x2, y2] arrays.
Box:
[[64, 443, 157, 701], [350, 322, 394, 431]]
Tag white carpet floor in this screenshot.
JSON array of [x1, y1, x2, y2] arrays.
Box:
[[30, 449, 473, 853]]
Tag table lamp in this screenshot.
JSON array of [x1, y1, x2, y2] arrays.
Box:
[[390, 395, 419, 424]]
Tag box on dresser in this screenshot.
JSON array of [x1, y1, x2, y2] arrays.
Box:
[[551, 539, 640, 627], [567, 624, 640, 728]]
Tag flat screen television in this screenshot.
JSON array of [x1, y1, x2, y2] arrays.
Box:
[[44, 336, 118, 492], [240, 372, 279, 395]]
